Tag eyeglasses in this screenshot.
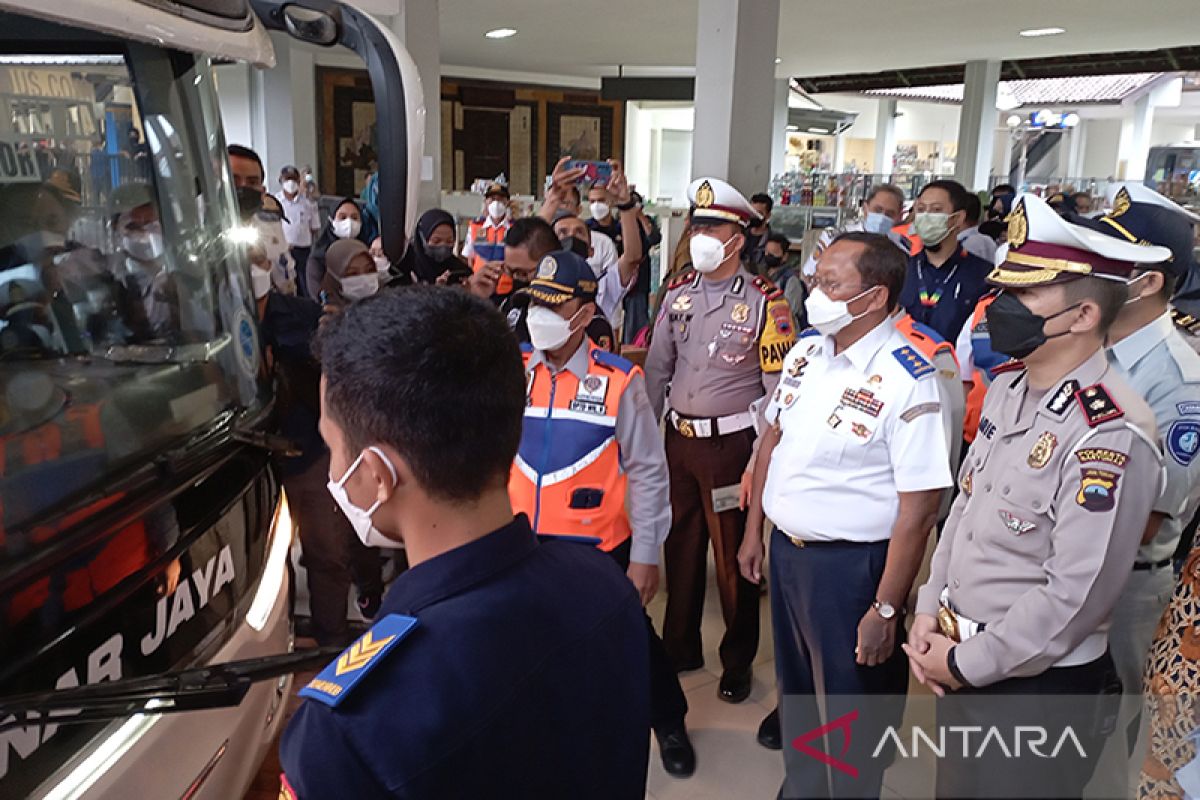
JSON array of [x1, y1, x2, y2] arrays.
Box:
[[810, 277, 869, 296]]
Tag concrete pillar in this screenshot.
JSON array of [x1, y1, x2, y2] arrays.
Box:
[[953, 59, 1000, 190], [391, 0, 441, 212], [1066, 121, 1087, 183], [1125, 93, 1154, 181], [833, 133, 847, 174], [873, 98, 897, 176], [691, 0, 781, 193], [249, 32, 300, 176], [769, 79, 789, 182]]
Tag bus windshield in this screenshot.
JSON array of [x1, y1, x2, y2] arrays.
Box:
[[0, 46, 267, 553]]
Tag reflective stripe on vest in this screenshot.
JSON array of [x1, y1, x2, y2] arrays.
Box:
[[509, 343, 634, 551]]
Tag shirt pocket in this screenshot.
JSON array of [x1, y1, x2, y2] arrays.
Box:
[[813, 407, 883, 469], [985, 466, 1055, 559], [709, 335, 755, 370]]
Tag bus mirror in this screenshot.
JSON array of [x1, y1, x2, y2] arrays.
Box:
[[281, 4, 339, 45]]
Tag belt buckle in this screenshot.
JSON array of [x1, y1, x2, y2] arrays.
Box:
[[937, 605, 961, 643], [678, 418, 695, 438], [790, 537, 805, 549]]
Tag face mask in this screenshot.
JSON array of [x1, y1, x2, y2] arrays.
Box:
[[804, 285, 879, 336], [764, 253, 784, 269], [560, 235, 590, 259], [282, 179, 299, 195], [236, 185, 263, 220], [327, 446, 399, 548], [122, 226, 164, 262], [426, 244, 454, 263], [589, 201, 611, 221], [527, 304, 583, 351], [332, 217, 362, 239], [912, 212, 953, 246], [340, 273, 379, 300], [863, 211, 894, 235], [689, 232, 738, 274], [250, 266, 273, 299], [373, 256, 391, 273], [487, 200, 507, 220], [985, 291, 1081, 360], [1124, 273, 1150, 306]]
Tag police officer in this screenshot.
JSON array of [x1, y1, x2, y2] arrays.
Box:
[[279, 288, 650, 799], [508, 250, 695, 777], [907, 194, 1169, 799], [645, 177, 796, 702], [1077, 183, 1200, 789], [740, 232, 953, 797]]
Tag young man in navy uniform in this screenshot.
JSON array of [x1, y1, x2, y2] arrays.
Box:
[[279, 288, 650, 799]]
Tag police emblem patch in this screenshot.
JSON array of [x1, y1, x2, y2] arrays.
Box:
[[1168, 420, 1200, 466], [1111, 186, 1132, 218], [569, 374, 609, 415], [1077, 468, 1120, 512], [1028, 431, 1058, 469], [696, 180, 715, 208], [1007, 199, 1028, 249], [731, 302, 750, 324], [537, 255, 557, 279]]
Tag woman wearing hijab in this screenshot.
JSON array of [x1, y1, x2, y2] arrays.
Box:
[[394, 208, 471, 286], [305, 198, 370, 300], [320, 238, 381, 308]]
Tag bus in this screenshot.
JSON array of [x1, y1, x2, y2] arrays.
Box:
[[0, 1, 422, 797], [1146, 142, 1200, 212]]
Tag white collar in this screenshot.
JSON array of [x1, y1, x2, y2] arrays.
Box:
[[1108, 312, 1173, 371]]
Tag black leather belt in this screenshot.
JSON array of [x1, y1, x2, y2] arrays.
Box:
[[1133, 558, 1172, 571]]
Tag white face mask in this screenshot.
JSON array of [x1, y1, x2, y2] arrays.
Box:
[[589, 201, 611, 221], [332, 217, 361, 239], [689, 232, 738, 274], [374, 255, 391, 273], [527, 304, 583, 351], [804, 285, 878, 336], [487, 200, 508, 220], [340, 273, 379, 300], [327, 446, 400, 548], [122, 224, 164, 263], [1124, 272, 1152, 306], [282, 179, 299, 195], [250, 266, 272, 299], [863, 211, 894, 235]]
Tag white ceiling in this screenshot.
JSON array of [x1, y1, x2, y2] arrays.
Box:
[[437, 0, 1200, 81]]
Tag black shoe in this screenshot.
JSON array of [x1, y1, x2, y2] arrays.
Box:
[[757, 707, 781, 750], [655, 725, 696, 778], [673, 656, 704, 674], [357, 591, 382, 620], [718, 667, 753, 703]]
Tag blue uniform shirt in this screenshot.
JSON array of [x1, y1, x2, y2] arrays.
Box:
[[279, 514, 650, 799], [900, 246, 992, 342]]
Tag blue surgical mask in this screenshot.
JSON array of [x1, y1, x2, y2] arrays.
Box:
[[863, 212, 894, 235]]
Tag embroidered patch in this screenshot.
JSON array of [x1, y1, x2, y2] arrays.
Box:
[[770, 301, 794, 337], [978, 416, 997, 440], [1177, 401, 1200, 416], [300, 614, 419, 707], [900, 402, 941, 423], [577, 374, 609, 404], [998, 509, 1036, 535], [892, 346, 935, 379], [731, 302, 750, 324], [1168, 420, 1200, 466], [841, 387, 885, 417], [788, 356, 809, 378], [1047, 379, 1081, 416], [1074, 448, 1129, 468], [1028, 431, 1058, 469], [537, 255, 557, 279], [1077, 468, 1120, 512], [672, 294, 693, 312], [1075, 384, 1123, 427]]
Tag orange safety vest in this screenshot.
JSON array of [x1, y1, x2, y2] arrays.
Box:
[[894, 312, 956, 366], [892, 222, 923, 256], [963, 293, 1003, 444], [509, 341, 635, 552], [468, 217, 512, 295]]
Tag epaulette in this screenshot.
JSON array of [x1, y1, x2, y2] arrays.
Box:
[[299, 614, 419, 707], [667, 270, 697, 290], [752, 274, 783, 301], [1172, 308, 1200, 337], [592, 349, 634, 374], [537, 533, 602, 546], [798, 327, 820, 339], [519, 342, 534, 354], [1075, 384, 1124, 427], [892, 345, 935, 379], [909, 319, 946, 344], [990, 360, 1025, 376]]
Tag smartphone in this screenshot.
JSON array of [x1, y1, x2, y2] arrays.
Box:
[[319, 290, 330, 306], [565, 159, 613, 186], [474, 243, 505, 263]]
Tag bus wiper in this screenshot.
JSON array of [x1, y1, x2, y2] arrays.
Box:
[[0, 646, 341, 734]]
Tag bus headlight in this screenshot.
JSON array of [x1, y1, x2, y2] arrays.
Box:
[[246, 489, 294, 631]]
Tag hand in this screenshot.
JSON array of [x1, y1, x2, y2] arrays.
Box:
[[738, 527, 765, 584], [435, 269, 452, 286], [549, 156, 587, 196], [626, 561, 660, 606], [855, 608, 898, 667], [467, 262, 502, 298], [738, 468, 753, 511], [607, 159, 631, 206], [902, 634, 962, 696], [905, 613, 939, 687]]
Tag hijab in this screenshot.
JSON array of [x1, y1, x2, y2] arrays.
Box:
[[399, 208, 465, 284], [321, 238, 371, 306], [312, 197, 370, 261]]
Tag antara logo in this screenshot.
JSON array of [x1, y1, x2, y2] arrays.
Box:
[[791, 710, 860, 778]]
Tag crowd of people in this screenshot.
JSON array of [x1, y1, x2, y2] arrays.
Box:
[[233, 138, 1200, 799]]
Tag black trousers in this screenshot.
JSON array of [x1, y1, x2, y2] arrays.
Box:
[[290, 246, 311, 298], [609, 537, 689, 734]]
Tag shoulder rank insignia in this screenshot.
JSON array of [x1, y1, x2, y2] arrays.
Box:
[[892, 346, 934, 379], [1172, 308, 1200, 336], [592, 348, 634, 374], [667, 269, 697, 290], [751, 274, 783, 300], [1074, 384, 1124, 427], [798, 326, 820, 339], [300, 614, 419, 707]]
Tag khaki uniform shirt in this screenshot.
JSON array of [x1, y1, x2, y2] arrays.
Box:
[[916, 350, 1162, 687], [645, 267, 796, 420]]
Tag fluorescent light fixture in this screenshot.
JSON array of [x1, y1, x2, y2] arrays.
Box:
[[246, 490, 295, 631], [1063, 112, 1081, 128], [807, 127, 830, 134], [775, 57, 782, 64], [786, 124, 799, 131], [1019, 26, 1065, 37], [1006, 114, 1022, 128], [485, 27, 517, 39]]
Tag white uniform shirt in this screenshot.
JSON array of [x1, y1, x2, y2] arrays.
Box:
[[762, 319, 953, 542], [279, 193, 321, 248], [958, 226, 999, 263], [589, 231, 628, 325]]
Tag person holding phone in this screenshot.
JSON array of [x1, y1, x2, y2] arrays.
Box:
[[463, 181, 514, 295]]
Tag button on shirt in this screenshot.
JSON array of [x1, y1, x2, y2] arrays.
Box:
[[1108, 311, 1200, 563], [762, 319, 953, 542], [900, 247, 992, 342], [279, 193, 321, 248]]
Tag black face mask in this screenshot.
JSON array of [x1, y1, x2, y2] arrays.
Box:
[[560, 236, 589, 259], [236, 185, 263, 221], [426, 244, 454, 263], [764, 253, 783, 268], [985, 291, 1081, 360]]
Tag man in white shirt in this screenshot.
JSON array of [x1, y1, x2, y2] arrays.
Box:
[[957, 193, 999, 264], [739, 232, 952, 799], [801, 183, 908, 277], [277, 164, 321, 297]]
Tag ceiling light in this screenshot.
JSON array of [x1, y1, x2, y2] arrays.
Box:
[[1019, 26, 1065, 38], [786, 124, 799, 131], [485, 28, 517, 39], [775, 57, 782, 64], [1063, 112, 1081, 128], [1006, 114, 1022, 128], [807, 127, 830, 134]]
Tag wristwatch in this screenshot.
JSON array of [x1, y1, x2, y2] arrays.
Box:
[[872, 600, 897, 620], [616, 199, 637, 212]]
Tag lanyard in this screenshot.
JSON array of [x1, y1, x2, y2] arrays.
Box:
[[916, 258, 960, 308]]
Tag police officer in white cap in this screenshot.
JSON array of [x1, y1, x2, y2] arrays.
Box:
[[645, 177, 796, 702], [907, 194, 1169, 799]]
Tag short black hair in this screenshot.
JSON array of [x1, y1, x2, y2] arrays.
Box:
[[1071, 191, 1091, 203], [505, 216, 560, 259], [314, 287, 525, 503], [992, 183, 1016, 196], [919, 179, 972, 213], [1062, 276, 1128, 333], [227, 144, 264, 180], [280, 164, 300, 178], [751, 193, 774, 213], [829, 231, 907, 311], [766, 232, 791, 250], [963, 193, 983, 226]]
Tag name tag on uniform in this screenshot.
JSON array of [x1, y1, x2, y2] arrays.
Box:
[[712, 484, 741, 514], [569, 374, 609, 416]]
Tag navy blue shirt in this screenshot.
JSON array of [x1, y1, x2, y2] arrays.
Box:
[[900, 247, 992, 342], [279, 514, 650, 799]]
